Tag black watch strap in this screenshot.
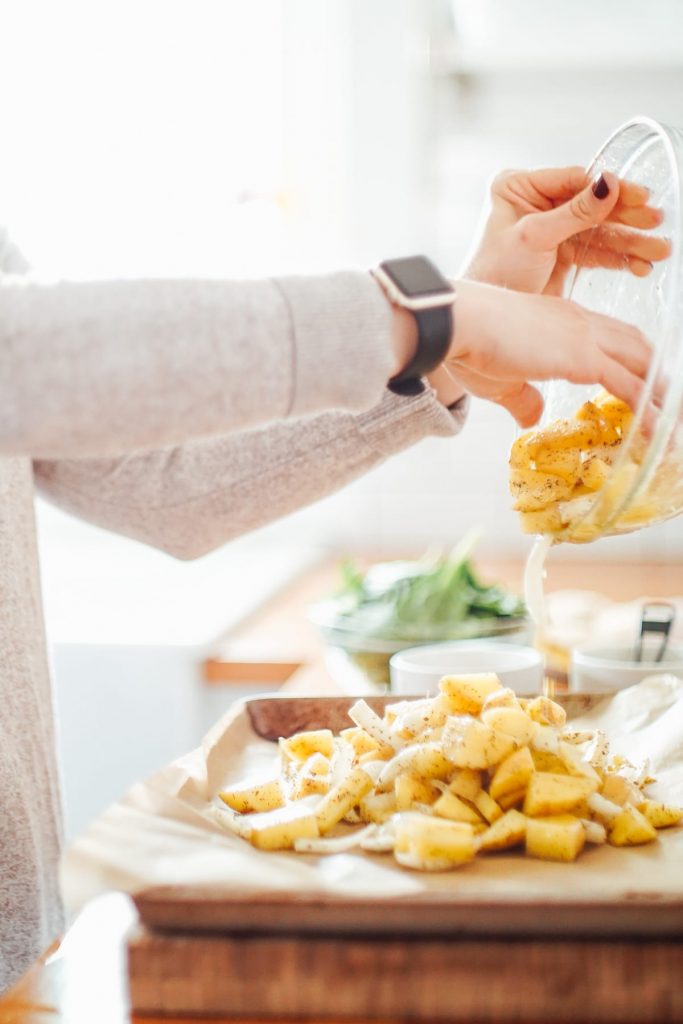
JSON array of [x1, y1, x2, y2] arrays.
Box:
[[387, 305, 453, 396]]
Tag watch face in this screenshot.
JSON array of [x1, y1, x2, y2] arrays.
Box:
[[379, 256, 453, 298]]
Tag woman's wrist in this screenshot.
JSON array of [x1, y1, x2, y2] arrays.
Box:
[[379, 274, 467, 407]]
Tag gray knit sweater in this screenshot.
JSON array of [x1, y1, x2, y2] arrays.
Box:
[[0, 227, 466, 989]]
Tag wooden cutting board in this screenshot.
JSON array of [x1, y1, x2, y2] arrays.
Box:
[[127, 694, 683, 1021]]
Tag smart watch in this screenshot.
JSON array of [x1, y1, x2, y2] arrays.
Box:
[[373, 255, 456, 396]]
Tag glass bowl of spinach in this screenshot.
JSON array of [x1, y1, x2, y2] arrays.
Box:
[[310, 541, 528, 687]]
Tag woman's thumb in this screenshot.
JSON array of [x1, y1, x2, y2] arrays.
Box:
[[518, 170, 620, 251]]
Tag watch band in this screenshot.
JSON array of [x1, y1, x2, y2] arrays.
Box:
[[387, 305, 453, 396]]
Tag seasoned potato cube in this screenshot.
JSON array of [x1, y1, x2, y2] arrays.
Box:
[[219, 778, 284, 814], [394, 814, 478, 869], [358, 791, 397, 825], [525, 696, 567, 728], [442, 715, 517, 770], [248, 805, 319, 851], [339, 726, 381, 757], [608, 805, 658, 846], [480, 707, 537, 746], [581, 455, 612, 492], [523, 772, 598, 817], [438, 673, 502, 714], [637, 799, 683, 829], [395, 774, 439, 811], [534, 446, 581, 483], [448, 768, 483, 802], [527, 417, 602, 454], [289, 770, 331, 800], [518, 507, 564, 535], [433, 790, 483, 825], [479, 809, 527, 852], [489, 746, 535, 802], [526, 814, 585, 862], [530, 749, 569, 774], [497, 788, 527, 811], [575, 400, 621, 444], [472, 789, 503, 824], [315, 766, 374, 834], [601, 774, 640, 807], [281, 729, 335, 762], [509, 467, 575, 512], [593, 391, 634, 436], [482, 688, 520, 712]]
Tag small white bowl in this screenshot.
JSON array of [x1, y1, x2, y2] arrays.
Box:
[[571, 644, 683, 693], [389, 640, 544, 696]]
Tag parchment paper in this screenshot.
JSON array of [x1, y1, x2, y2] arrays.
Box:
[[61, 675, 683, 914]]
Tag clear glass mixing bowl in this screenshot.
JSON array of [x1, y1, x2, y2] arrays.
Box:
[[539, 116, 683, 543]]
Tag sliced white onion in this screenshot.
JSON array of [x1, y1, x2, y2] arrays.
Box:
[[348, 699, 404, 751], [580, 819, 607, 844], [294, 824, 375, 854]]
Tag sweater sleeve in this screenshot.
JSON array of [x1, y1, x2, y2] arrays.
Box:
[[0, 226, 399, 459], [34, 391, 468, 559]]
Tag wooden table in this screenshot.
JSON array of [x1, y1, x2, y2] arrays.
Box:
[[2, 557, 682, 1023]]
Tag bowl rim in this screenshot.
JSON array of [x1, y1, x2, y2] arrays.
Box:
[[389, 639, 544, 676], [572, 642, 683, 671]]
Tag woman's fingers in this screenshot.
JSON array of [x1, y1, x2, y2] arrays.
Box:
[[611, 202, 664, 230], [515, 171, 620, 251], [578, 225, 671, 262]]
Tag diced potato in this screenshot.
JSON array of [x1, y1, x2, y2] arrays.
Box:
[[377, 742, 453, 791], [531, 749, 569, 774], [534, 446, 582, 484], [575, 400, 621, 444], [433, 790, 483, 826], [281, 729, 335, 763], [480, 707, 537, 746], [581, 455, 612, 492], [394, 814, 478, 869], [527, 417, 602, 455], [438, 673, 502, 714], [518, 506, 564, 535], [523, 772, 598, 817], [509, 467, 575, 512], [472, 788, 503, 824], [359, 747, 393, 764], [526, 814, 586, 862], [608, 805, 658, 846], [442, 715, 517, 770], [637, 799, 683, 829], [448, 767, 483, 802], [248, 805, 320, 851], [479, 809, 527, 852], [497, 788, 527, 811], [395, 774, 439, 811], [509, 432, 535, 469], [219, 778, 284, 814], [593, 392, 634, 436], [339, 726, 381, 758], [489, 746, 535, 802], [358, 790, 397, 825], [303, 752, 330, 776], [601, 774, 641, 807], [315, 766, 374, 834], [558, 742, 601, 782], [481, 688, 520, 712], [525, 696, 567, 728], [289, 770, 331, 800]]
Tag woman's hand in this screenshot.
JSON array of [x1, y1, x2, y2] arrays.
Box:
[[442, 279, 652, 426], [464, 167, 671, 296]]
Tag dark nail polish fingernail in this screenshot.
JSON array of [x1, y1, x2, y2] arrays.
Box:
[[592, 174, 610, 200]]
